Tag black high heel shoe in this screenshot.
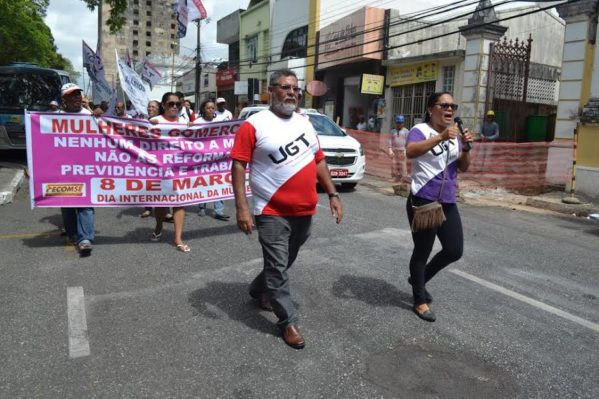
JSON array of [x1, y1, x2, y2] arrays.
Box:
[[413, 305, 436, 322]]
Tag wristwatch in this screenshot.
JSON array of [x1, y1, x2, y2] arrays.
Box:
[[328, 192, 340, 199]]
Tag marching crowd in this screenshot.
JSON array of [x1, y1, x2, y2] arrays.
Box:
[[51, 68, 474, 348]]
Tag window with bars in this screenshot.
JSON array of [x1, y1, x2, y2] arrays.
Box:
[[247, 36, 258, 63], [442, 65, 455, 95], [391, 81, 437, 128]]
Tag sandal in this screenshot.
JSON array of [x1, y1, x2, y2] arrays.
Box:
[[150, 231, 162, 242], [140, 209, 152, 218], [175, 243, 191, 253]]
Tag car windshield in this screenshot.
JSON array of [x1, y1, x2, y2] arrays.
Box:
[[308, 114, 346, 137], [0, 71, 61, 111]]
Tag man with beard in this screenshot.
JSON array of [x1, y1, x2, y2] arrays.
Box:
[[58, 83, 95, 257], [231, 69, 343, 349]]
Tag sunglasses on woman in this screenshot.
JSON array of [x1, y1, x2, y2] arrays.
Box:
[[435, 103, 459, 111], [166, 101, 182, 108]]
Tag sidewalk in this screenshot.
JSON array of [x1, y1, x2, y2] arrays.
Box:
[[0, 166, 25, 205], [360, 174, 599, 219]]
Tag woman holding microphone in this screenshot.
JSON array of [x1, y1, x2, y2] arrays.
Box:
[[405, 92, 472, 322]]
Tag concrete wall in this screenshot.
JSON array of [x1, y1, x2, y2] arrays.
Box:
[[386, 6, 563, 66], [239, 1, 271, 81], [217, 10, 242, 45], [271, 0, 309, 61]]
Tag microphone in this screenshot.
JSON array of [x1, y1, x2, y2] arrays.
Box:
[[454, 117, 473, 151]]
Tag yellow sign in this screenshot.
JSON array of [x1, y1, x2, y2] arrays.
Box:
[[360, 74, 385, 95], [388, 62, 438, 87]]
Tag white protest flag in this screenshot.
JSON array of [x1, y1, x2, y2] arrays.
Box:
[[82, 40, 117, 111], [115, 49, 149, 117], [188, 0, 208, 21], [141, 59, 162, 91], [176, 0, 189, 38]]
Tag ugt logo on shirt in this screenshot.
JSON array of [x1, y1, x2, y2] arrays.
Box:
[[268, 133, 310, 164]]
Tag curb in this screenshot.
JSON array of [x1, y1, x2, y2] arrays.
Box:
[[0, 169, 25, 205]]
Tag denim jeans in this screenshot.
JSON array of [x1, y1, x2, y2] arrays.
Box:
[[61, 207, 95, 244], [198, 200, 225, 215]]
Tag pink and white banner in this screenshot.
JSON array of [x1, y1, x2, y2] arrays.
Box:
[[25, 113, 250, 208]]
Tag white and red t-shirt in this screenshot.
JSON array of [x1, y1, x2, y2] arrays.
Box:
[[231, 109, 325, 216]]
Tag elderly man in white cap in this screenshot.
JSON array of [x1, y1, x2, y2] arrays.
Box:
[[59, 83, 96, 257], [214, 97, 233, 121]]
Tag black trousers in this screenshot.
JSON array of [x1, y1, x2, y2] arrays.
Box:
[[406, 195, 464, 305]]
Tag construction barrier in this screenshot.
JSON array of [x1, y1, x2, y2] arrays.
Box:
[[346, 129, 573, 192]]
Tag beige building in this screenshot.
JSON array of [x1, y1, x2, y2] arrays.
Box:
[[99, 1, 179, 91]]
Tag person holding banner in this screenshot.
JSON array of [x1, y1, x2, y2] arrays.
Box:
[[140, 100, 162, 219], [193, 99, 230, 221], [149, 92, 191, 253], [231, 69, 343, 349], [58, 83, 95, 257]]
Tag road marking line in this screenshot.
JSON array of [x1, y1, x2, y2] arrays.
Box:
[[0, 231, 61, 239], [67, 286, 90, 358], [450, 269, 599, 333]]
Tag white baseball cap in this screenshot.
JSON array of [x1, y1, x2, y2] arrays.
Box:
[[216, 97, 226, 104], [49, 100, 59, 106], [61, 83, 82, 96]]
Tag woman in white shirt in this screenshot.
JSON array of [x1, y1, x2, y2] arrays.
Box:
[[149, 93, 190, 253], [193, 99, 230, 220]]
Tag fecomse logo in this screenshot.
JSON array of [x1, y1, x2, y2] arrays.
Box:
[[44, 183, 85, 197]]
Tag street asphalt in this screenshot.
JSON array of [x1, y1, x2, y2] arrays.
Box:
[[1, 158, 598, 398]]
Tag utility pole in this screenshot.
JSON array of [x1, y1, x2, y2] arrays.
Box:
[[194, 19, 202, 111]]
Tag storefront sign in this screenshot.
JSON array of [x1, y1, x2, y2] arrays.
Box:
[[234, 81, 248, 95], [216, 67, 237, 87], [317, 7, 385, 70], [360, 74, 384, 95], [388, 62, 438, 86]]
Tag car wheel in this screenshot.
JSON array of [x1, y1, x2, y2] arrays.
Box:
[[341, 183, 357, 189]]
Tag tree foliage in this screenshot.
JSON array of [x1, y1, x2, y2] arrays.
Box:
[[0, 0, 73, 71], [81, 0, 128, 34]]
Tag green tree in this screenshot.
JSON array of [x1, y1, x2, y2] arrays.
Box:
[[0, 0, 71, 70], [81, 0, 128, 34]]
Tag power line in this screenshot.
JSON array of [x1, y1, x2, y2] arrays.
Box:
[[236, 0, 510, 69], [235, 0, 578, 75]]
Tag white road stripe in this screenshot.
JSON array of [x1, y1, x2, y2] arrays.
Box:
[[67, 286, 90, 358], [450, 269, 599, 333]]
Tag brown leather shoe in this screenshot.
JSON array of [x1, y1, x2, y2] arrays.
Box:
[[282, 325, 305, 349], [257, 293, 273, 312]]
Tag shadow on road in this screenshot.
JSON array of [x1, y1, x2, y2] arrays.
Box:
[[331, 275, 412, 310], [187, 282, 280, 337]]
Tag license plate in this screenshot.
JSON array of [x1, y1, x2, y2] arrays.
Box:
[[330, 169, 349, 178]]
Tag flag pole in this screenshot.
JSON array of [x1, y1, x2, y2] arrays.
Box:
[[194, 19, 201, 110]]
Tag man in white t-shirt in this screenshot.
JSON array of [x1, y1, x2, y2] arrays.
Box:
[[58, 83, 95, 257], [214, 97, 233, 121], [231, 69, 343, 349]]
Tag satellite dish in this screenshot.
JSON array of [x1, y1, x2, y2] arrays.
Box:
[[306, 80, 327, 97]]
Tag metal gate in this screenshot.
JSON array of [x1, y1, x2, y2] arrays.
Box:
[[486, 35, 533, 141], [391, 81, 437, 128]]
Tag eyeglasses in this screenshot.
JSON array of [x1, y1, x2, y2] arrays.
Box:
[[166, 101, 182, 108], [272, 84, 301, 93], [435, 103, 459, 111]]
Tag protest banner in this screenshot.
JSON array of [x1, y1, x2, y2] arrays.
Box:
[[142, 59, 162, 91], [115, 50, 149, 118], [25, 113, 250, 208], [188, 0, 208, 21]]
